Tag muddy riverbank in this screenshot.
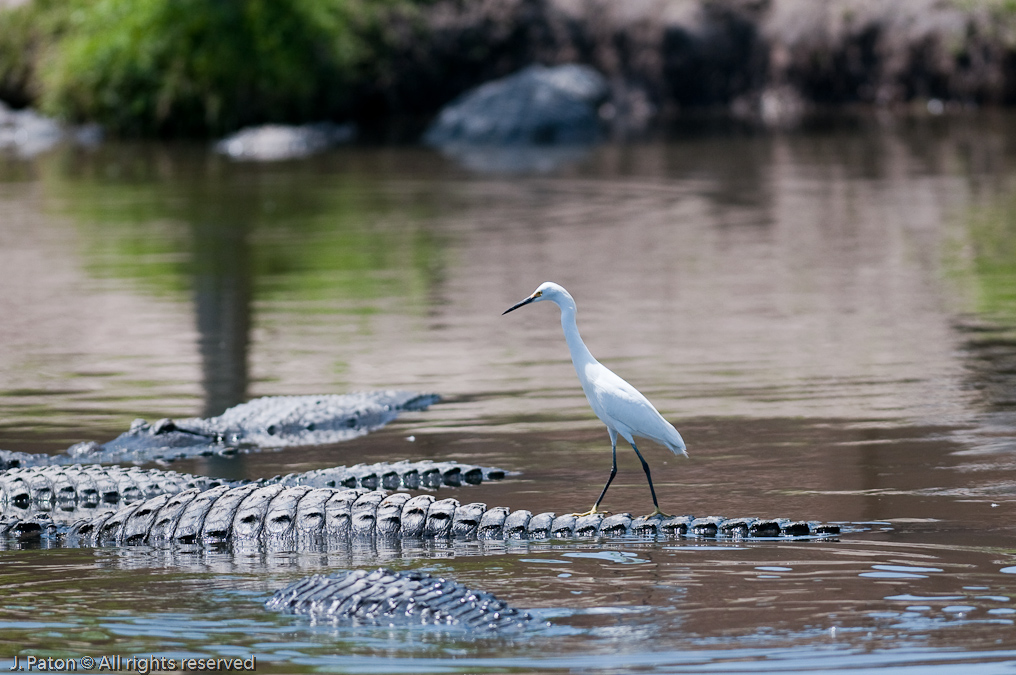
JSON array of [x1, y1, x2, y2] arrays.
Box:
[[4, 0, 1016, 137], [346, 0, 1016, 129]]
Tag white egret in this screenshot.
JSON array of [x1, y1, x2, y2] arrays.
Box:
[[503, 282, 687, 517]]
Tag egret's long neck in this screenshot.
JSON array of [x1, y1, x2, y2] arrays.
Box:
[[558, 302, 597, 370]]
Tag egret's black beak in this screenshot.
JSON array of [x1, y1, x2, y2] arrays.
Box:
[[503, 295, 536, 315]]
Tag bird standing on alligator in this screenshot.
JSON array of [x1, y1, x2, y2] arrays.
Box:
[[503, 282, 687, 518]]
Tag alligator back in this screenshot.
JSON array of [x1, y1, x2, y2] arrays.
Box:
[[0, 460, 508, 523], [266, 568, 531, 630], [37, 484, 842, 548]]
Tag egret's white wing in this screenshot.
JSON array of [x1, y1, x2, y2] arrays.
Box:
[[581, 363, 685, 454]]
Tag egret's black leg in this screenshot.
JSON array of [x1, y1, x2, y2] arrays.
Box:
[[571, 438, 617, 517], [591, 440, 618, 512], [630, 440, 669, 517]]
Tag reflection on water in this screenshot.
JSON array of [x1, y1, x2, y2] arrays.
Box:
[[193, 212, 251, 417], [2, 115, 1016, 671], [1, 530, 1015, 673], [435, 143, 595, 174], [2, 123, 996, 436]]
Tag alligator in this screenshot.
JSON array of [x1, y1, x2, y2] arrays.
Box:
[[0, 460, 508, 521], [267, 568, 531, 631], [0, 484, 843, 548], [0, 391, 439, 469], [0, 388, 861, 637], [0, 465, 234, 512]]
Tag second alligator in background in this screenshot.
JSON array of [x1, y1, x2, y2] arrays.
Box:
[[0, 460, 508, 522], [0, 391, 439, 468]]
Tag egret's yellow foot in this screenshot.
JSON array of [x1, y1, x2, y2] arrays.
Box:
[[569, 507, 611, 518], [643, 507, 672, 519]]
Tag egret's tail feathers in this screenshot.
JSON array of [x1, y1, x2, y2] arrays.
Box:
[[634, 423, 687, 457], [666, 432, 688, 458]]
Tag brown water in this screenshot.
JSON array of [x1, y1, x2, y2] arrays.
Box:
[[2, 115, 1016, 673]]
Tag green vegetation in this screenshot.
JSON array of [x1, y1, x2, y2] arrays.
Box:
[[7, 0, 1016, 137], [954, 0, 1016, 13], [0, 0, 411, 136], [948, 190, 1016, 327], [0, 0, 65, 107], [34, 146, 447, 311], [966, 204, 1016, 325]]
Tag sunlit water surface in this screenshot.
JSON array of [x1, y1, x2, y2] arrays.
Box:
[[2, 115, 1016, 673]]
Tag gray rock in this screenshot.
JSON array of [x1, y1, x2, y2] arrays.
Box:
[[0, 101, 101, 157], [215, 123, 355, 161], [424, 64, 609, 147]]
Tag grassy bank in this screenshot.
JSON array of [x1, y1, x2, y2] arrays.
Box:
[[5, 0, 1016, 137], [0, 0, 412, 136]]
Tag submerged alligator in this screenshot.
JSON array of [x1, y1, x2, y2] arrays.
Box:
[[267, 568, 531, 631], [0, 391, 438, 469], [0, 483, 843, 548]]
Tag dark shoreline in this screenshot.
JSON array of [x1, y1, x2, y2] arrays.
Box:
[[4, 0, 1016, 137], [362, 0, 1016, 128]]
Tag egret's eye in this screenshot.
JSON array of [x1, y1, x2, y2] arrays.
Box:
[[533, 291, 542, 298]]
